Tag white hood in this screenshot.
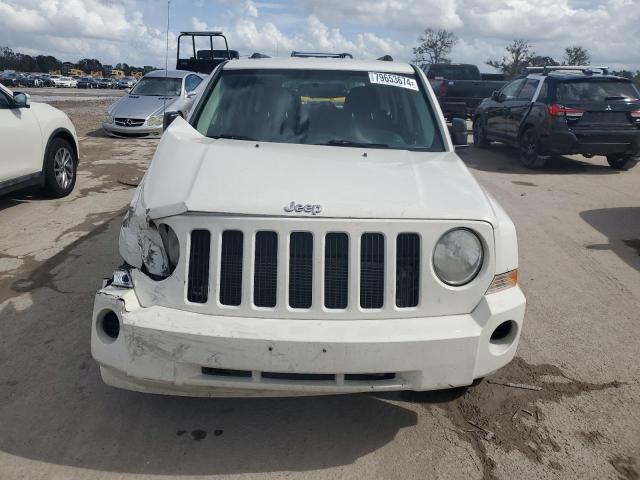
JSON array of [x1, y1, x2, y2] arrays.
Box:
[[141, 118, 497, 224]]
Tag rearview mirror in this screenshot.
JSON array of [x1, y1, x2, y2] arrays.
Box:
[[449, 117, 468, 147], [13, 92, 30, 108], [163, 111, 182, 130]]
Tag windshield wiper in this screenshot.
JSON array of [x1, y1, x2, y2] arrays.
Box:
[[320, 139, 390, 149], [212, 133, 257, 141]]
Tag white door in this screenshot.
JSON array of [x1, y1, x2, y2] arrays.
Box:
[[0, 90, 43, 183]]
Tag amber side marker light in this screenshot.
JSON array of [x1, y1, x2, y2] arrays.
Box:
[[486, 269, 518, 295]]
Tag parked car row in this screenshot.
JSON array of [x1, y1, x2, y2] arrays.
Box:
[[0, 71, 137, 89]]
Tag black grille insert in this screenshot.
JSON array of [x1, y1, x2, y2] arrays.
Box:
[[324, 233, 349, 309], [262, 372, 334, 381], [202, 367, 252, 378], [289, 232, 313, 308], [187, 230, 211, 303], [219, 230, 243, 306], [345, 373, 396, 381], [396, 233, 420, 308], [360, 233, 385, 309], [254, 231, 278, 307]]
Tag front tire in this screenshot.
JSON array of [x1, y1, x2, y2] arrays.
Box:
[[606, 154, 638, 170], [519, 128, 547, 169], [473, 117, 490, 148], [43, 138, 77, 198]]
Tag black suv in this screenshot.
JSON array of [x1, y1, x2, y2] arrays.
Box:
[[473, 66, 640, 170]]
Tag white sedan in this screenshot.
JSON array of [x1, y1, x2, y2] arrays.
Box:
[[0, 84, 79, 197]]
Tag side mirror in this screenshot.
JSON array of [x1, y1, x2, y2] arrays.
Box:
[[125, 88, 131, 94], [13, 92, 30, 108], [186, 91, 197, 99], [449, 117, 468, 147], [491, 90, 501, 101], [163, 111, 182, 130]]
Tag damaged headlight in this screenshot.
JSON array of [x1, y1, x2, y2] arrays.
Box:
[[103, 112, 114, 124], [158, 223, 180, 273], [119, 185, 180, 279]]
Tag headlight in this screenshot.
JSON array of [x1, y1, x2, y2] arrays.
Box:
[[147, 114, 164, 127], [433, 228, 483, 286], [103, 112, 114, 124]]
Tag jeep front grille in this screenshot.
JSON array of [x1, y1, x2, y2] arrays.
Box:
[[151, 217, 495, 320], [187, 229, 421, 310]]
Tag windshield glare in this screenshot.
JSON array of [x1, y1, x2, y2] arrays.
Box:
[[130, 77, 182, 96], [195, 69, 444, 151], [557, 80, 640, 103]]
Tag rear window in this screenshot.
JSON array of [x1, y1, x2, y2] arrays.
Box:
[[557, 80, 639, 103], [194, 69, 444, 152]]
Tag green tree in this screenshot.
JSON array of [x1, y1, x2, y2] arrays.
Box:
[[77, 58, 102, 73], [413, 28, 458, 65], [563, 46, 590, 66], [487, 39, 534, 78]]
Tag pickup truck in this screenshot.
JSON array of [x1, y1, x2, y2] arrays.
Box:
[[422, 63, 506, 119]]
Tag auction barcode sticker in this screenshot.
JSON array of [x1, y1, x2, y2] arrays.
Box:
[[368, 72, 419, 91]]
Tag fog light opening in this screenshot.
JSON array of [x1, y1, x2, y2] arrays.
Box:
[[99, 310, 120, 342], [491, 320, 514, 342], [488, 320, 517, 356]]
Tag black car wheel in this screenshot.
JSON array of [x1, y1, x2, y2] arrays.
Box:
[[519, 128, 547, 169], [606, 154, 638, 170], [473, 117, 490, 148], [43, 137, 77, 198]]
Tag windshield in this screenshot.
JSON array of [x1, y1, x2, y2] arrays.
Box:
[[130, 77, 182, 96], [557, 79, 639, 103], [194, 69, 444, 151]]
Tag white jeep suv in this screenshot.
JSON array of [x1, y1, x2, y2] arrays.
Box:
[[0, 84, 79, 197], [91, 57, 526, 397]]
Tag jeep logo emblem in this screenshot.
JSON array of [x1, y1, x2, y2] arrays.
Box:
[[284, 201, 322, 215]]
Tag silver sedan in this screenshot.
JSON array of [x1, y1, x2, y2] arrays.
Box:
[[102, 70, 205, 137]]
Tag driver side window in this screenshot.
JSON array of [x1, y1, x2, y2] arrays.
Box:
[[501, 79, 525, 100]]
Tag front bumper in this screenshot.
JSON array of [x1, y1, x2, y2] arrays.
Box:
[[102, 122, 162, 137], [91, 285, 526, 397]]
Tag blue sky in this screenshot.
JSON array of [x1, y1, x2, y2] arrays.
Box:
[[1, 0, 639, 71]]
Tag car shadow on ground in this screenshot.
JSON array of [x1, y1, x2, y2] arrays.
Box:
[[0, 187, 49, 212], [580, 207, 640, 272], [459, 143, 620, 176], [0, 218, 421, 476]]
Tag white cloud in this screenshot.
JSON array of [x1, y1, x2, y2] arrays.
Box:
[[1, 0, 639, 70]]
